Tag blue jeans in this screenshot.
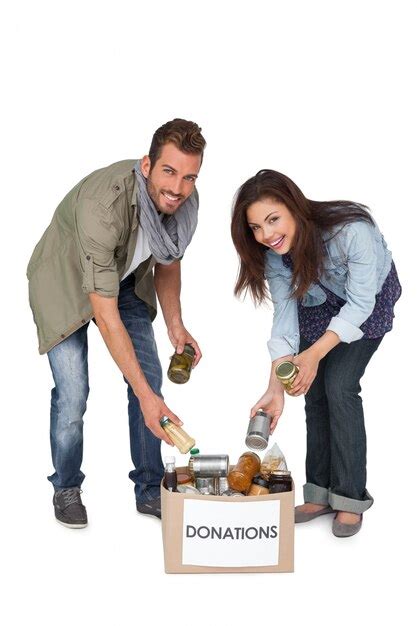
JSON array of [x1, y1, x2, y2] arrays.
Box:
[[299, 335, 383, 514], [47, 274, 164, 504]]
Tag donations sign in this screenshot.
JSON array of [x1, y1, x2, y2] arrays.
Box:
[[182, 498, 280, 567]]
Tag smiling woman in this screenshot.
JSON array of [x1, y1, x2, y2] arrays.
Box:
[[230, 168, 402, 538]]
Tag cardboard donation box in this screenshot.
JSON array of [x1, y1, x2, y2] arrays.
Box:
[[161, 468, 294, 574]]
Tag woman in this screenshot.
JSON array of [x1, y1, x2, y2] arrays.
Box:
[[231, 170, 401, 537]]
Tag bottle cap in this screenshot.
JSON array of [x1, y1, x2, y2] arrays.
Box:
[[190, 448, 200, 455], [164, 456, 175, 465]]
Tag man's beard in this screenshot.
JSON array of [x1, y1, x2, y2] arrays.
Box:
[[146, 177, 184, 214]]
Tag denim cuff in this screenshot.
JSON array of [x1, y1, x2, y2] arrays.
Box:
[[328, 489, 374, 514], [303, 483, 330, 505]]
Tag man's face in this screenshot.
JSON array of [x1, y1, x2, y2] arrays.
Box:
[[141, 142, 202, 214]]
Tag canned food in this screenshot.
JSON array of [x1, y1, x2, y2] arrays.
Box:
[[222, 489, 243, 497], [217, 476, 229, 495], [195, 476, 216, 495], [245, 410, 271, 451], [189, 454, 229, 478]]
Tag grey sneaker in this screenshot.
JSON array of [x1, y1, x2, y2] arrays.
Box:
[[136, 497, 161, 519], [53, 487, 88, 528]]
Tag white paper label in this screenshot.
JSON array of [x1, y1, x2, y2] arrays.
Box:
[[182, 499, 280, 567]]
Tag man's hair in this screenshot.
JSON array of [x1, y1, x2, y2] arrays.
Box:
[[148, 118, 206, 168]]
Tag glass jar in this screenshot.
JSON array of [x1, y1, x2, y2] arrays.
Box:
[[167, 344, 195, 384], [269, 470, 292, 493], [227, 452, 261, 493], [275, 361, 299, 392], [160, 417, 196, 454], [247, 474, 270, 496]]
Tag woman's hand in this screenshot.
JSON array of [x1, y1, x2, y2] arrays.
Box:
[[289, 348, 321, 396], [250, 387, 285, 434]]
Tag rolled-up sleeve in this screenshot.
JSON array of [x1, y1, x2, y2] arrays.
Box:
[[327, 222, 378, 342], [75, 200, 121, 297], [265, 253, 299, 360]]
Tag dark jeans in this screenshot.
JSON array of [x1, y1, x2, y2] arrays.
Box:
[[47, 274, 164, 504], [299, 334, 383, 514]]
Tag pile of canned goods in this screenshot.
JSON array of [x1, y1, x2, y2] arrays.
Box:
[[164, 449, 292, 497]]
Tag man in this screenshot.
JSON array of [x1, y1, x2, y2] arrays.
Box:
[[27, 118, 206, 527]]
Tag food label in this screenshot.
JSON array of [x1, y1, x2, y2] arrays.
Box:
[[182, 499, 280, 567]]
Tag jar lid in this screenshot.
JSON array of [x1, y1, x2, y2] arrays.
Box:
[[270, 470, 291, 478], [183, 344, 196, 357], [255, 409, 269, 419], [177, 471, 192, 484], [276, 361, 297, 381], [190, 448, 200, 455], [252, 474, 269, 488]]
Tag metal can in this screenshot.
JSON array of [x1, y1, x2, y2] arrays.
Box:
[[217, 476, 229, 495], [222, 489, 243, 497], [275, 361, 299, 391], [269, 470, 292, 493], [167, 344, 195, 384], [195, 476, 216, 495], [245, 409, 271, 451], [189, 454, 229, 478]]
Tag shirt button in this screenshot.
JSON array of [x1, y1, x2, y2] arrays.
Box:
[[114, 185, 120, 192], [81, 319, 86, 324], [86, 255, 91, 261], [60, 334, 65, 338]]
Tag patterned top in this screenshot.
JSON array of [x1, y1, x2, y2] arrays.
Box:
[[282, 254, 402, 343]]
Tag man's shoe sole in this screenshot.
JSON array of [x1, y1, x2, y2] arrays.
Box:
[[55, 518, 88, 529]]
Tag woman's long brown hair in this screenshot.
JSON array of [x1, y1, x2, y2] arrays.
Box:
[[231, 169, 374, 304]]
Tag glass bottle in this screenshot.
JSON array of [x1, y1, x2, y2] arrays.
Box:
[[275, 361, 299, 391], [167, 344, 196, 384], [160, 416, 196, 454], [227, 452, 261, 493], [163, 456, 178, 492]]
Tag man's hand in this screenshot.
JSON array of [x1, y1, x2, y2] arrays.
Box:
[[139, 392, 184, 445], [168, 319, 202, 367]]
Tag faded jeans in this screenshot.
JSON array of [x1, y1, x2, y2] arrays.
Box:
[[47, 274, 164, 504], [299, 335, 383, 514]]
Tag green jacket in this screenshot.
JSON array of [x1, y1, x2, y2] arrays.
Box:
[[27, 160, 157, 354]]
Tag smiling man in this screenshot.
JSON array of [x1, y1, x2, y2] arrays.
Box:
[[27, 119, 206, 527]]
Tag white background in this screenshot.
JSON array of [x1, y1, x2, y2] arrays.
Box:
[[1, 0, 415, 624]]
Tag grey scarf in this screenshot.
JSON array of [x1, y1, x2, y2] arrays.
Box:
[[135, 160, 198, 265]]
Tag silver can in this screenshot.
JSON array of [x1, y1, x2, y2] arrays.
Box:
[[189, 454, 229, 478], [195, 476, 216, 495], [223, 489, 244, 497], [216, 476, 229, 495], [245, 410, 271, 451]]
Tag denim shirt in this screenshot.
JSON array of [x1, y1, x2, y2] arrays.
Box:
[[265, 218, 393, 360]]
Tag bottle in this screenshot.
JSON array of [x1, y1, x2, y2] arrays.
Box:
[[167, 344, 196, 384], [227, 452, 261, 493], [160, 416, 196, 454], [269, 470, 292, 493], [245, 410, 271, 450], [275, 361, 299, 391], [163, 456, 178, 492]]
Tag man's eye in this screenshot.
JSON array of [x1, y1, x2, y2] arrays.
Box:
[[185, 176, 196, 182], [163, 169, 174, 175]]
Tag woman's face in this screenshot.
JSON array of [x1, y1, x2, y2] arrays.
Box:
[[246, 197, 297, 254]]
